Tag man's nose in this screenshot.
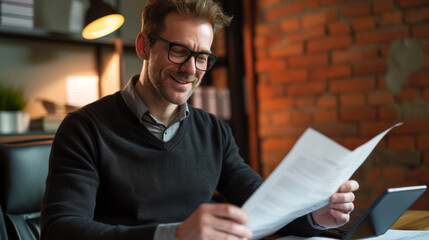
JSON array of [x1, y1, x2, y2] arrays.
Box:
[[179, 56, 197, 75]]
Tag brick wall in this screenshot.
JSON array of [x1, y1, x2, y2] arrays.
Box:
[[254, 0, 429, 210]]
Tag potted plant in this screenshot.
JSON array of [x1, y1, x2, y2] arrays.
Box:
[[0, 82, 29, 134]]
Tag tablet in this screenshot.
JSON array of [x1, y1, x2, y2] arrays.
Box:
[[325, 185, 427, 240]]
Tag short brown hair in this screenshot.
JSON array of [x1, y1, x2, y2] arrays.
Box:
[[141, 0, 232, 37]]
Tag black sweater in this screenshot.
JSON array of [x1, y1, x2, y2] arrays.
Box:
[[41, 92, 321, 239]]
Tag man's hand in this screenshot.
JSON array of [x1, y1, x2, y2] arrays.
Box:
[[312, 180, 359, 228], [175, 203, 252, 240]]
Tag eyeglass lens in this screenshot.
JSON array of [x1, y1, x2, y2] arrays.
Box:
[[169, 45, 216, 71]]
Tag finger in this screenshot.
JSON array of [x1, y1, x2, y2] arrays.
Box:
[[338, 180, 359, 193], [330, 208, 351, 226], [209, 217, 252, 239], [330, 191, 355, 204], [210, 204, 249, 224], [330, 202, 354, 213]]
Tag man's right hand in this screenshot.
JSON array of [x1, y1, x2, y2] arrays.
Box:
[[175, 203, 252, 240]]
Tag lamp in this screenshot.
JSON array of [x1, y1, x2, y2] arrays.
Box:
[[82, 0, 124, 40]]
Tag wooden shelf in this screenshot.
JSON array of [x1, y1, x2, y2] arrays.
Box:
[[0, 26, 134, 49]]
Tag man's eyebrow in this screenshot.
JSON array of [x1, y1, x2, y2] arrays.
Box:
[[172, 40, 213, 54]]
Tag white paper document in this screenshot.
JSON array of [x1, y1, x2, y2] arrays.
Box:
[[276, 229, 429, 240], [242, 123, 403, 239]]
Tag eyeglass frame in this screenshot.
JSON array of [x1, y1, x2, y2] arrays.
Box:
[[148, 34, 218, 71]]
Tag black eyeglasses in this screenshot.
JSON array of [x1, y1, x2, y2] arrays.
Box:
[[148, 34, 218, 71]]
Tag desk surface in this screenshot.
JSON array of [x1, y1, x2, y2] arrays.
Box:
[[264, 210, 429, 239], [391, 210, 429, 231]]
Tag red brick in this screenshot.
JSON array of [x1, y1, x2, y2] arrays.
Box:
[[280, 18, 300, 32], [311, 65, 351, 81], [259, 97, 294, 112], [258, 113, 270, 125], [257, 85, 284, 98], [255, 49, 267, 59], [265, 2, 304, 21], [288, 54, 329, 67], [373, 0, 394, 14], [353, 17, 376, 32], [319, 0, 350, 7], [287, 82, 326, 96], [255, 23, 278, 36], [341, 3, 372, 18], [417, 134, 429, 150], [294, 97, 315, 107], [265, 34, 284, 46], [354, 60, 387, 76], [261, 137, 297, 150], [398, 0, 429, 8], [340, 93, 366, 107], [391, 119, 429, 135], [291, 111, 312, 123], [317, 95, 338, 108], [405, 8, 429, 23], [255, 59, 287, 72], [258, 124, 307, 138], [425, 152, 429, 164], [313, 109, 338, 122], [379, 107, 398, 120], [254, 36, 266, 48], [286, 26, 326, 43], [307, 36, 352, 53], [413, 25, 429, 39], [330, 77, 376, 93], [424, 88, 429, 101], [366, 168, 381, 182], [388, 136, 415, 151], [408, 167, 429, 183], [305, 0, 320, 9], [408, 71, 429, 86], [329, 21, 351, 35], [268, 43, 304, 58], [396, 88, 421, 102], [332, 48, 379, 63], [382, 167, 405, 183], [356, 28, 409, 45], [257, 0, 281, 10], [270, 69, 307, 83], [379, 12, 403, 26], [340, 108, 377, 121], [368, 91, 395, 105], [360, 121, 399, 136], [271, 112, 292, 125], [302, 11, 328, 28]]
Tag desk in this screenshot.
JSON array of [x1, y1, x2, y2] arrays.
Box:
[[264, 210, 429, 239], [391, 210, 429, 230]]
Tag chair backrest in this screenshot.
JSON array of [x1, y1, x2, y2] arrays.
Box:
[[0, 141, 52, 240]]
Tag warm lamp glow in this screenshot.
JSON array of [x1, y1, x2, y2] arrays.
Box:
[[82, 14, 124, 39]]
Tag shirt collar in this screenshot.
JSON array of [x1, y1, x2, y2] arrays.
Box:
[[121, 75, 190, 123]]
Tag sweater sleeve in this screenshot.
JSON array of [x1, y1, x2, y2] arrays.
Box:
[[40, 113, 157, 240]]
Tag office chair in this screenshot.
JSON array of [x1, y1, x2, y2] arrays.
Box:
[[0, 141, 52, 240]]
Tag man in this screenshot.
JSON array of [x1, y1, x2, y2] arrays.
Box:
[[41, 0, 359, 239]]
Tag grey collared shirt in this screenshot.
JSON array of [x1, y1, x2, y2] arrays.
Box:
[[120, 75, 189, 142]]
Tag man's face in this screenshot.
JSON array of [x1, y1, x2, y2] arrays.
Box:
[[146, 12, 214, 106]]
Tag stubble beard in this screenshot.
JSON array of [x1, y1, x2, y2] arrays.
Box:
[[149, 67, 201, 106]]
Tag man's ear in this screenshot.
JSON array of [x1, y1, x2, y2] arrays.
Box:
[[136, 32, 149, 60]]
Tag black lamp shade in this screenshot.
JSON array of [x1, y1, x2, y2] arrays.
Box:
[[82, 0, 124, 39]]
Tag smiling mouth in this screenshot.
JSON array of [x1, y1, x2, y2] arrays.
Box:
[[171, 76, 192, 84]]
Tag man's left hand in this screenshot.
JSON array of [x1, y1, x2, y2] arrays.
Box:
[[312, 180, 359, 228]]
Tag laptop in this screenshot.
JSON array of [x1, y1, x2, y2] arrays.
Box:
[[323, 185, 427, 240]]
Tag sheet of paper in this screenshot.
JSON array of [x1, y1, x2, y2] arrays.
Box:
[[242, 123, 402, 239], [276, 229, 429, 240]]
